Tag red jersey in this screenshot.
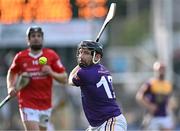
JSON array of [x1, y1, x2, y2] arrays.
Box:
[[9, 48, 66, 110]]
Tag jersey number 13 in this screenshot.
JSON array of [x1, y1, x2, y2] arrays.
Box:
[[96, 76, 116, 99]]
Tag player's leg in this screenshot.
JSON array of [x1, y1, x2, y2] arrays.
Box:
[[23, 121, 40, 130], [39, 108, 52, 131], [39, 125, 46, 131], [19, 107, 40, 130]]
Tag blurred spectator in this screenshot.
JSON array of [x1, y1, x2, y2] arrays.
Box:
[[136, 61, 175, 130]]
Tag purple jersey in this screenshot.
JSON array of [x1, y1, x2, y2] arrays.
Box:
[[72, 64, 121, 127], [144, 79, 172, 116]]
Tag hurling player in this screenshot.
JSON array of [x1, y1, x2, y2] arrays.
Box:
[[7, 26, 67, 130], [68, 40, 127, 131], [136, 61, 175, 130]]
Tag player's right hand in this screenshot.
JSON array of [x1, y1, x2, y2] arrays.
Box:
[[148, 104, 157, 115], [8, 87, 17, 97], [41, 65, 53, 75]]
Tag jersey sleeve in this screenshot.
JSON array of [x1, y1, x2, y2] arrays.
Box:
[[9, 53, 21, 74], [72, 68, 86, 86], [50, 51, 66, 73]]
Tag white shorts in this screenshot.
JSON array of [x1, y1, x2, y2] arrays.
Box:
[[19, 107, 52, 127], [86, 114, 127, 131], [147, 115, 174, 130]]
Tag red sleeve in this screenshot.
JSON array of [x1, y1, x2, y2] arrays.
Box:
[[50, 51, 66, 73], [9, 53, 21, 74]]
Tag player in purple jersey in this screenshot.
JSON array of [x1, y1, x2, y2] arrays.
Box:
[[136, 61, 175, 130], [68, 40, 127, 131]]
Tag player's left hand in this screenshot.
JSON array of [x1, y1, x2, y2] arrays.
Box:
[[8, 87, 17, 97], [41, 65, 53, 75]]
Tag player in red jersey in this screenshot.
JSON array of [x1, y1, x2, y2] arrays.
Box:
[[7, 26, 67, 130], [136, 61, 175, 130]]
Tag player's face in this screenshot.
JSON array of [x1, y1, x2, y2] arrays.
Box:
[[155, 66, 165, 80], [28, 32, 43, 51], [77, 48, 93, 67]]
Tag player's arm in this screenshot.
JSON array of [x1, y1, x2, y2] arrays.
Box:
[[51, 71, 67, 84], [136, 83, 157, 114], [7, 70, 18, 97], [42, 65, 67, 84], [167, 94, 178, 113], [68, 65, 80, 86]]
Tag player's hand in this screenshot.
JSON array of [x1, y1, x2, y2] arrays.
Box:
[[8, 87, 17, 97], [41, 65, 53, 75], [21, 72, 30, 78], [148, 104, 157, 115], [68, 65, 80, 85]]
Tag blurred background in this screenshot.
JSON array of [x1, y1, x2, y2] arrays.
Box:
[[0, 0, 180, 130]]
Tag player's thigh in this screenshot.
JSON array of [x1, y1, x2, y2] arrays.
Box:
[[23, 121, 40, 130], [19, 108, 40, 130], [39, 125, 47, 131]]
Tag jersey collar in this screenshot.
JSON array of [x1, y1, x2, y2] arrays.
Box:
[[28, 50, 43, 59]]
